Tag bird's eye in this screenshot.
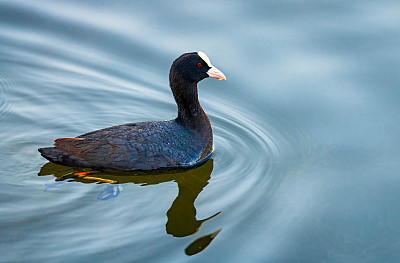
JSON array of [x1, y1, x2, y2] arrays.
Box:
[[197, 62, 202, 67]]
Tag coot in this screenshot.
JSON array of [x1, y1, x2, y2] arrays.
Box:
[[38, 52, 226, 171]]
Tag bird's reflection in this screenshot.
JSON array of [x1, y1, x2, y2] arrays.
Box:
[[38, 159, 221, 255]]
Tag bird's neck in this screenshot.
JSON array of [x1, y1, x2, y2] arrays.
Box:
[[170, 78, 210, 131]]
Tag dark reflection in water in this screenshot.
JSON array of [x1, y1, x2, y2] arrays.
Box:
[[38, 159, 221, 256], [185, 229, 222, 256]]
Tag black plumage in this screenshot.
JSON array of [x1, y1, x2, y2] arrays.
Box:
[[38, 52, 226, 171]]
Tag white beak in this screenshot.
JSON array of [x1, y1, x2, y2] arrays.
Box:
[[207, 66, 226, 80]]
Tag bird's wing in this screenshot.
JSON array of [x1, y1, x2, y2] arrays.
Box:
[[52, 122, 186, 170]]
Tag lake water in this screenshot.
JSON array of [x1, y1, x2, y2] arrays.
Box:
[[1, 1, 400, 262]]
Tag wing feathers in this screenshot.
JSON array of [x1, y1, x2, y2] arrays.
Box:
[[54, 137, 90, 158]]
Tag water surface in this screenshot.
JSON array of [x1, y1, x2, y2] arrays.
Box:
[[1, 1, 400, 262]]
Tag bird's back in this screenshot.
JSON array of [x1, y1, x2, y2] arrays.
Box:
[[39, 119, 212, 171]]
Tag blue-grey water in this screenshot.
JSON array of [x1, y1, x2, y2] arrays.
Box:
[[1, 1, 400, 262]]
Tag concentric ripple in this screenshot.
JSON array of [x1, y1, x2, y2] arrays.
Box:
[[201, 100, 294, 214]]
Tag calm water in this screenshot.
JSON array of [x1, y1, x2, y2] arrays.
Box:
[[1, 1, 400, 262]]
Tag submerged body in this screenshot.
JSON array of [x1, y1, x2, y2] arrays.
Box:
[[38, 52, 225, 171]]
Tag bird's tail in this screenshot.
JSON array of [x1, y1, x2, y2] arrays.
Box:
[[38, 147, 63, 163], [38, 146, 91, 168]]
